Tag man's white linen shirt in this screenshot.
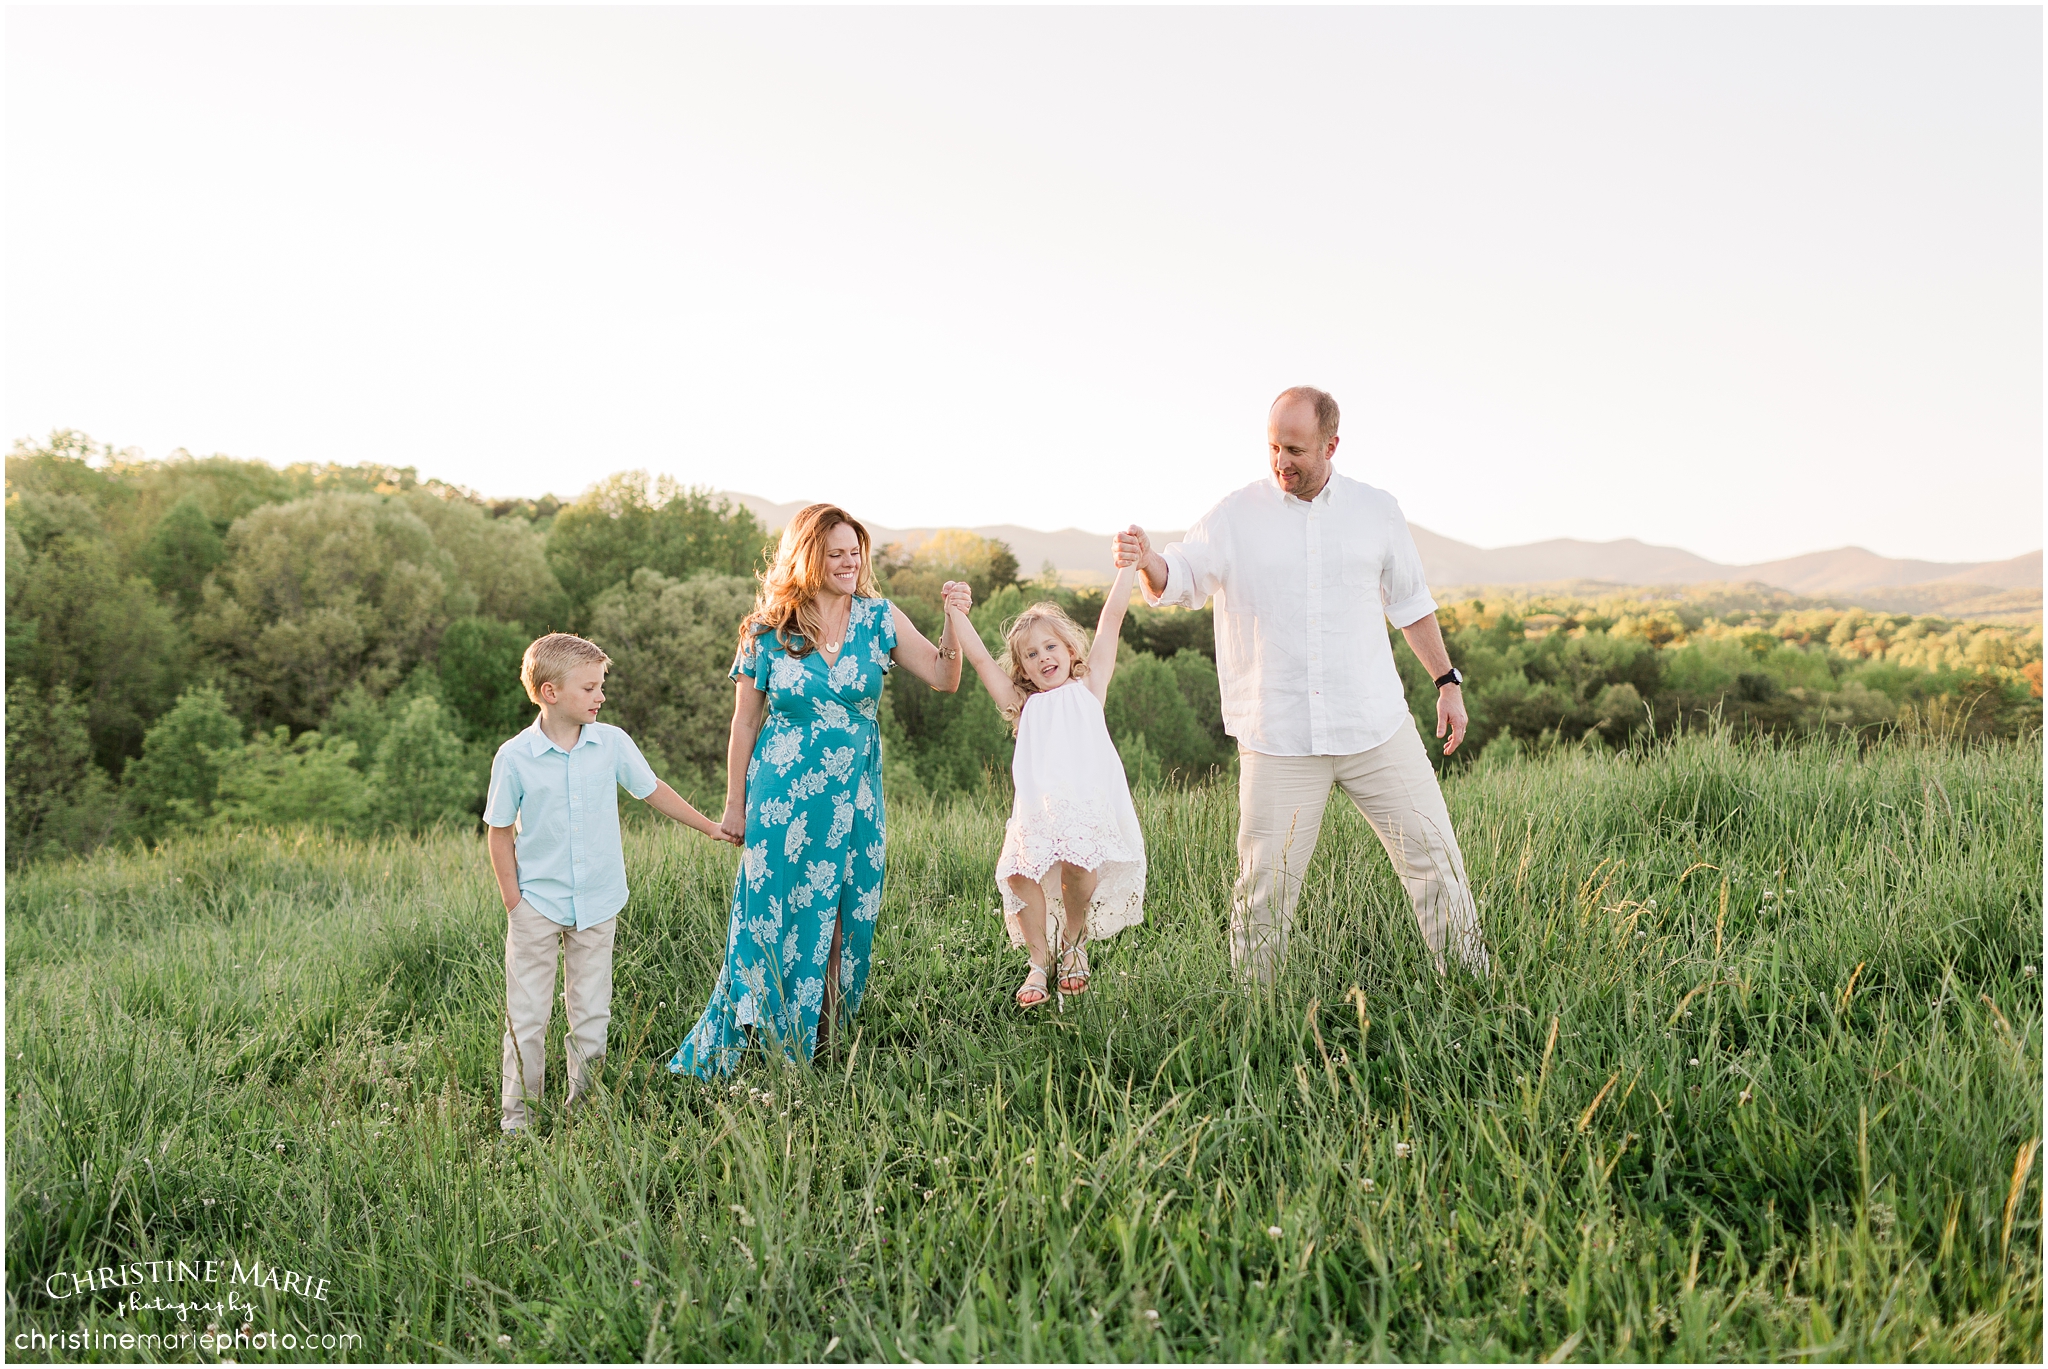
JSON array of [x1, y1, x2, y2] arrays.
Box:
[[1146, 472, 1437, 758]]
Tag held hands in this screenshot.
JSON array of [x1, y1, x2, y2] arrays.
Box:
[[939, 580, 973, 617], [1111, 526, 1151, 569], [719, 800, 747, 846]]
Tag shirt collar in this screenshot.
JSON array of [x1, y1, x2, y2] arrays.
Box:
[[1277, 475, 1338, 510], [526, 721, 597, 756]]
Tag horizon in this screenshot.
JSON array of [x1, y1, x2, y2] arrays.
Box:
[[17, 433, 2041, 581]]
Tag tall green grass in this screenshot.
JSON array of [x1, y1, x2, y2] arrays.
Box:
[[6, 731, 2040, 1361]]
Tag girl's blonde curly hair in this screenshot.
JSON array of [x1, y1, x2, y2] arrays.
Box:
[[997, 602, 1092, 729]]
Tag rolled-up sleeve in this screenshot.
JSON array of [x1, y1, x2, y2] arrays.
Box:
[[1379, 504, 1437, 628], [483, 750, 522, 827], [1145, 513, 1226, 609]]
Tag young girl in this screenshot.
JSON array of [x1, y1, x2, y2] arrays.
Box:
[[946, 565, 1146, 1007]]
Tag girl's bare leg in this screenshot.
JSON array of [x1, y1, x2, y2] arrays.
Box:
[[1007, 874, 1056, 1004], [1056, 862, 1097, 944], [1056, 862, 1098, 993]]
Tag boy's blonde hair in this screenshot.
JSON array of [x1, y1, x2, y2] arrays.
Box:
[[521, 633, 612, 705], [998, 602, 1091, 727]]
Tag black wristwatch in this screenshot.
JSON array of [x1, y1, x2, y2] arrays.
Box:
[[1434, 667, 1463, 689]]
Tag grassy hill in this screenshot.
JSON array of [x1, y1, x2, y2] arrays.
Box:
[[5, 732, 2040, 1361]]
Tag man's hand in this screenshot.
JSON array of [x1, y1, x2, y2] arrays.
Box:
[[1112, 525, 1169, 597], [1435, 686, 1468, 756]]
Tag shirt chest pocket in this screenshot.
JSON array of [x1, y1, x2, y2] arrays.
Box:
[[1341, 539, 1379, 589], [520, 769, 574, 836]]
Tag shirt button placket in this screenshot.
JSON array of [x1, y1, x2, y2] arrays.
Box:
[[1306, 502, 1325, 752]]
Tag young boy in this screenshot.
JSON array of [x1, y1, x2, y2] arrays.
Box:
[[485, 632, 735, 1133]]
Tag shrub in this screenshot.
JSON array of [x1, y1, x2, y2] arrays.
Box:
[[122, 684, 244, 840], [368, 696, 483, 831], [209, 728, 372, 832]]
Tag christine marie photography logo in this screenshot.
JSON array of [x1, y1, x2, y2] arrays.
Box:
[[14, 1255, 363, 1357]]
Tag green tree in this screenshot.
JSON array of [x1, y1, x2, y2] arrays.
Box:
[[437, 617, 537, 744], [5, 490, 189, 771], [193, 493, 457, 731], [368, 696, 484, 831], [137, 494, 226, 615], [4, 680, 119, 865], [879, 530, 1022, 608], [397, 489, 568, 630], [584, 570, 757, 789], [122, 685, 245, 840], [545, 473, 769, 614], [1166, 648, 1231, 763], [1103, 651, 1215, 782]]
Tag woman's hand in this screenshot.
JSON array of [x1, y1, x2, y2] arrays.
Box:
[[719, 800, 747, 845], [941, 580, 973, 616]]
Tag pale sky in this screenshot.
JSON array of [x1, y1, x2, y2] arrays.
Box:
[[5, 7, 2040, 565]]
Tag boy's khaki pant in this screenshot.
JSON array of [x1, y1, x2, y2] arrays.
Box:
[[501, 899, 615, 1132], [1233, 719, 1490, 984]]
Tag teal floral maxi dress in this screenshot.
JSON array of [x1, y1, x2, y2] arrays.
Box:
[[669, 596, 896, 1077]]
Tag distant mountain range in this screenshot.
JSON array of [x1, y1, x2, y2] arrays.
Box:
[[721, 492, 2040, 616]]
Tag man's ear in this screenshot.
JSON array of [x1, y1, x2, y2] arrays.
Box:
[[1326, 433, 1341, 461]]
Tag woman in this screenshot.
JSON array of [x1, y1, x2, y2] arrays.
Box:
[[669, 504, 968, 1076]]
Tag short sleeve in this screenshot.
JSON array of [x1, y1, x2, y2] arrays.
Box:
[[730, 628, 773, 689], [611, 729, 659, 800], [1379, 502, 1437, 628], [877, 598, 899, 671], [483, 749, 523, 827]]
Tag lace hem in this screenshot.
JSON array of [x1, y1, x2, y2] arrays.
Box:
[[996, 802, 1146, 946]]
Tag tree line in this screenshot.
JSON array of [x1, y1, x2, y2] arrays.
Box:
[[6, 432, 2039, 865]]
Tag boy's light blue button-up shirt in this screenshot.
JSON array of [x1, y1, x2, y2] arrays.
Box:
[[484, 721, 659, 931]]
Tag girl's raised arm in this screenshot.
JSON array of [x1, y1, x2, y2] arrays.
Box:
[[1085, 565, 1138, 703], [948, 600, 1026, 720]]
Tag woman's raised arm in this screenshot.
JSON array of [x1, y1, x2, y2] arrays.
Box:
[[889, 585, 970, 692]]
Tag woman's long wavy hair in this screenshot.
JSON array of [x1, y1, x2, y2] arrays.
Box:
[[737, 503, 880, 660], [996, 602, 1092, 731]]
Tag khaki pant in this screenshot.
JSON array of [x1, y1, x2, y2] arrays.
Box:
[[1233, 719, 1489, 983], [501, 899, 616, 1132]]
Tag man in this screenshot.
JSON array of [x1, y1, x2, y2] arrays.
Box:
[[1113, 386, 1489, 983]]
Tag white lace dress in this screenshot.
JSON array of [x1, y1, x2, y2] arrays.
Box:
[[996, 681, 1146, 947]]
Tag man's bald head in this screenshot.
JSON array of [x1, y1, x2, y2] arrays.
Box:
[[1267, 386, 1340, 501], [1271, 386, 1340, 445]]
